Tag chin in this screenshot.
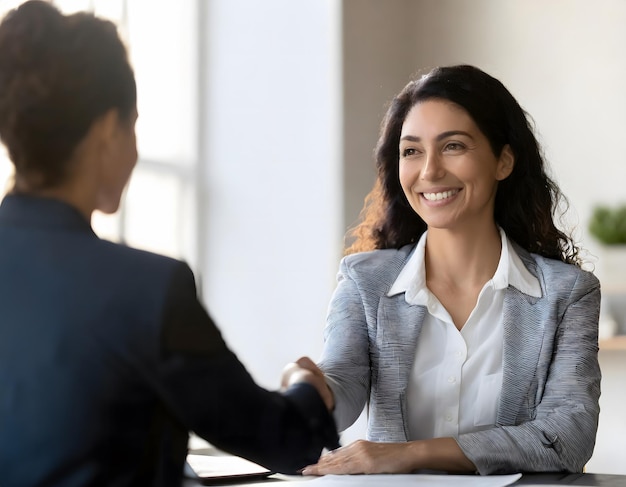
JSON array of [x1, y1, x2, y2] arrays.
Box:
[[421, 219, 456, 230], [96, 198, 121, 215]]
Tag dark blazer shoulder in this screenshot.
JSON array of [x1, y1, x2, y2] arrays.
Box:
[[90, 237, 193, 289], [94, 237, 181, 268]]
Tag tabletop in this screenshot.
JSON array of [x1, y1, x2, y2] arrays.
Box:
[[182, 471, 626, 487]]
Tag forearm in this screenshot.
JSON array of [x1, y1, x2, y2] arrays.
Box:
[[317, 259, 373, 432], [323, 373, 368, 432], [408, 437, 476, 473], [172, 352, 338, 474], [159, 265, 339, 474], [456, 411, 598, 475]]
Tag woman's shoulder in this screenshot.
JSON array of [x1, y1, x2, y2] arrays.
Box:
[[516, 244, 600, 292], [342, 245, 412, 266], [339, 245, 414, 284]]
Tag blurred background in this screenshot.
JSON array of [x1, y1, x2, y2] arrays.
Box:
[[1, 0, 624, 474]]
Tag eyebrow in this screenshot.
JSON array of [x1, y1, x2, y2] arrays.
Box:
[[400, 130, 474, 143]]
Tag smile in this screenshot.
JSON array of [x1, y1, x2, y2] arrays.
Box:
[[422, 189, 459, 201]]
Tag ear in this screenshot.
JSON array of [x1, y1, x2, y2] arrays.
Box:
[[96, 109, 119, 145], [72, 108, 119, 173], [495, 144, 514, 181]]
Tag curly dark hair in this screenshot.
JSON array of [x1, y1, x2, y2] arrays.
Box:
[[346, 65, 580, 266], [0, 0, 136, 190]]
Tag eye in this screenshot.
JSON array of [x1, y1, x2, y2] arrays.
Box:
[[401, 147, 419, 157], [443, 142, 465, 152]]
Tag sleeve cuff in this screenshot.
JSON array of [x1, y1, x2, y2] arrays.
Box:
[[282, 382, 341, 451]]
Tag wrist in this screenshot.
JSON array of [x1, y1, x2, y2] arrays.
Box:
[[405, 438, 475, 473], [406, 440, 428, 472]]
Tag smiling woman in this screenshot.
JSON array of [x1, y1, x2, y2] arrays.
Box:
[[398, 100, 514, 244], [283, 64, 601, 476]]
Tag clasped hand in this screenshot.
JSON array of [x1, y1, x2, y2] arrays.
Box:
[[281, 356, 334, 411]]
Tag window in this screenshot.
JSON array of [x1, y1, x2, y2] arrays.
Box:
[[0, 0, 199, 270]]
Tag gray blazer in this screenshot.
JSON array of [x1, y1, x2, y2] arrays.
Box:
[[318, 243, 601, 475]]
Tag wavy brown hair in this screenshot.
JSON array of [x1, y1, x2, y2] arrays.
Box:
[[346, 65, 580, 266], [0, 0, 136, 190]]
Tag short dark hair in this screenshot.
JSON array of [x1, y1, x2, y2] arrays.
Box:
[[0, 0, 136, 189], [347, 64, 580, 265]]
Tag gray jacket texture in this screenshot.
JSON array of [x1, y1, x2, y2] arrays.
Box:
[[318, 242, 601, 475]]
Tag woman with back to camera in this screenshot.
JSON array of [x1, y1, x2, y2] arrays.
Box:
[[0, 2, 338, 486], [283, 64, 601, 475]]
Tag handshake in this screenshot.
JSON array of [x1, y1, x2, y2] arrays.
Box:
[[281, 357, 335, 411]]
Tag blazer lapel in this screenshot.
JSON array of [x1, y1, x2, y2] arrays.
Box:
[[369, 294, 426, 442], [497, 286, 543, 426]]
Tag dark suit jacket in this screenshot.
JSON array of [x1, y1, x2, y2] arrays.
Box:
[[0, 194, 337, 487]]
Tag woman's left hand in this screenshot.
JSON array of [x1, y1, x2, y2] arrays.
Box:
[[301, 440, 418, 475]]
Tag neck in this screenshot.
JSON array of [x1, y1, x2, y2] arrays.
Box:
[[424, 222, 502, 288], [13, 176, 94, 221]]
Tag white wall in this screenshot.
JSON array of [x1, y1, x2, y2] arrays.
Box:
[[589, 350, 626, 474], [198, 0, 343, 389]]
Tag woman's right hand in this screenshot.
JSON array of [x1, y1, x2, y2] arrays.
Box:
[[282, 357, 334, 411]]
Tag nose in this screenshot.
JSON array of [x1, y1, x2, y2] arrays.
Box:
[[420, 151, 445, 181]]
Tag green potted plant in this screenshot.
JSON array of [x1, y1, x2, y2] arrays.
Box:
[[589, 204, 626, 289], [589, 205, 626, 245]]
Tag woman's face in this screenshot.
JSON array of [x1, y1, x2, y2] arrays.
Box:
[[96, 107, 138, 214], [398, 99, 513, 232]]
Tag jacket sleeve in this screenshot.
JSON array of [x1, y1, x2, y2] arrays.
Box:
[[318, 257, 372, 432], [456, 270, 601, 474], [153, 262, 339, 475]]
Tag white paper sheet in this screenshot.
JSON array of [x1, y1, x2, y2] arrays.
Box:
[[186, 453, 271, 478], [277, 473, 522, 487]]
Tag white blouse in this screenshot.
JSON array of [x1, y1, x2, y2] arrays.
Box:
[[387, 228, 542, 440]]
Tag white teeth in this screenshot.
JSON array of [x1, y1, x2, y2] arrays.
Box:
[[422, 190, 458, 201]]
